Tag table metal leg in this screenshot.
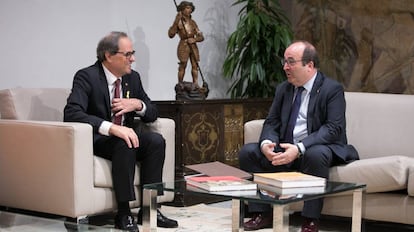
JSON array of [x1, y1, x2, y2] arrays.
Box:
[[143, 188, 158, 232], [273, 205, 289, 232], [352, 188, 363, 232], [231, 199, 244, 232]]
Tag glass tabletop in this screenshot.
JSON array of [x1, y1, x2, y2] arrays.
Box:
[[144, 180, 366, 205]]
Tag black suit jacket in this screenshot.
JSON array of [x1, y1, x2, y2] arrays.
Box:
[[64, 61, 158, 143], [260, 71, 358, 163]]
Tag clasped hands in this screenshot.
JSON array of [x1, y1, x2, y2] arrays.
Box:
[[109, 98, 143, 149], [261, 142, 300, 166], [112, 98, 143, 116]]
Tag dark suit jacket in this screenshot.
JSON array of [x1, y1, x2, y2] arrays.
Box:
[[64, 61, 158, 143], [260, 71, 358, 163]]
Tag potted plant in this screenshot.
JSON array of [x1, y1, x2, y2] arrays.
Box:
[[223, 0, 293, 98]]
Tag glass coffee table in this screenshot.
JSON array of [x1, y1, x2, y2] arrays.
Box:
[[143, 180, 365, 232], [0, 210, 113, 231]]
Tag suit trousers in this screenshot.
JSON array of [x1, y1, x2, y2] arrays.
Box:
[[94, 128, 166, 203], [239, 143, 335, 219]]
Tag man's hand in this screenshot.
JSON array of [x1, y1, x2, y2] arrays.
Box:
[[109, 124, 139, 148], [271, 143, 299, 166], [261, 142, 278, 161], [112, 98, 142, 117]]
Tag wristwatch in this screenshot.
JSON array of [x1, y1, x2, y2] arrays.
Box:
[[296, 144, 303, 158]]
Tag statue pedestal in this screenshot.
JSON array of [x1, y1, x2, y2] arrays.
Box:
[[175, 81, 209, 100]]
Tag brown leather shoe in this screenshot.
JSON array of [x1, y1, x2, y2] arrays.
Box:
[[301, 218, 319, 232], [244, 213, 272, 231]]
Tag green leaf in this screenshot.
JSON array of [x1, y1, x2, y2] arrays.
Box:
[[223, 0, 293, 98]]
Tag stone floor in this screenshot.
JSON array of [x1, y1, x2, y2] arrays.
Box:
[[1, 202, 414, 232], [207, 200, 414, 232]]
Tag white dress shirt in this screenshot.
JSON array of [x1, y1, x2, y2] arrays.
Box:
[[98, 64, 147, 136]]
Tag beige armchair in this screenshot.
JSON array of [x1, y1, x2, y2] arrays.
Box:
[[0, 88, 175, 221]]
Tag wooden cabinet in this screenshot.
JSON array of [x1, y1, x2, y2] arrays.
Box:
[[155, 99, 272, 205]]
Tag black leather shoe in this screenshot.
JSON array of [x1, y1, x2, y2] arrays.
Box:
[[115, 214, 139, 232], [244, 213, 272, 231], [137, 209, 178, 228]]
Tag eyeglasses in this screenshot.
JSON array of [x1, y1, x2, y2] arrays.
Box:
[[281, 58, 304, 66], [114, 50, 135, 58]]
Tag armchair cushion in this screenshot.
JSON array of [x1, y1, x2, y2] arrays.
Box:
[[244, 119, 264, 144], [0, 88, 70, 121]]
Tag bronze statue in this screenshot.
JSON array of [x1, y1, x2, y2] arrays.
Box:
[[169, 1, 208, 100]]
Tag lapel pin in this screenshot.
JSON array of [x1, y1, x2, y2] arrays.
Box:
[[125, 82, 129, 98]]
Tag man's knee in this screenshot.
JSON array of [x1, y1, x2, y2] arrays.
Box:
[[150, 133, 166, 153], [239, 143, 258, 157], [153, 132, 165, 143], [304, 145, 332, 162], [301, 145, 332, 177], [239, 143, 260, 167]]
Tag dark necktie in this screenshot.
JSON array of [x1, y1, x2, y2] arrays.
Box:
[[113, 79, 122, 125], [285, 87, 305, 143]]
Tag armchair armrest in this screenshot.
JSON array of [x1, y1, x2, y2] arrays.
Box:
[[145, 118, 176, 202], [0, 120, 95, 217]]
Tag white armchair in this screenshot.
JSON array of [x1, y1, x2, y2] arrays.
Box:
[[0, 88, 175, 221]]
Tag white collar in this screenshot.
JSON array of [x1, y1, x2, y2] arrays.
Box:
[[102, 63, 122, 85], [302, 72, 317, 92]]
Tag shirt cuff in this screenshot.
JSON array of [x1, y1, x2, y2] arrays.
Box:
[[297, 142, 306, 154], [135, 101, 146, 116], [99, 121, 112, 136], [260, 139, 273, 148]]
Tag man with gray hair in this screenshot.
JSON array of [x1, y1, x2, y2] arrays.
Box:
[[64, 31, 178, 231]]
